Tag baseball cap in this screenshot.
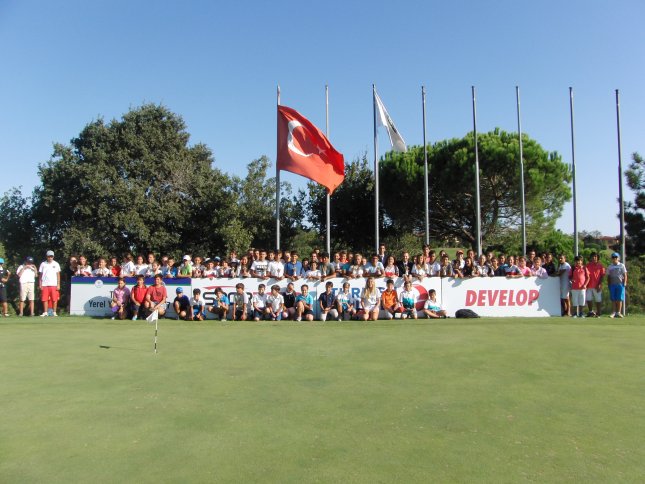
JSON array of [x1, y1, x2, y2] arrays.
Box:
[[214, 256, 221, 262], [611, 252, 620, 258], [26, 256, 34, 263], [183, 255, 191, 261], [46, 250, 55, 257], [0, 258, 4, 264], [176, 287, 183, 293]]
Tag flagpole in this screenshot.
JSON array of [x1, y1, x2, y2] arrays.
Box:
[[569, 87, 579, 257], [325, 84, 331, 255], [373, 84, 380, 253], [471, 86, 482, 256], [615, 89, 626, 315], [516, 86, 526, 257], [276, 84, 281, 251], [422, 85, 429, 246]]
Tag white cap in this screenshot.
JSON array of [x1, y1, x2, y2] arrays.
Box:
[[183, 255, 191, 261], [46, 250, 55, 257]]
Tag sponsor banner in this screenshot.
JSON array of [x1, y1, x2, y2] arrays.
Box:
[[71, 276, 560, 318]]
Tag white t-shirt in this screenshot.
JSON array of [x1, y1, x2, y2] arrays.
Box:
[[17, 264, 37, 284], [399, 288, 419, 309], [250, 260, 268, 277], [121, 261, 136, 276], [252, 293, 267, 309], [267, 260, 284, 278], [39, 260, 61, 287], [266, 293, 284, 312], [134, 264, 149, 276]]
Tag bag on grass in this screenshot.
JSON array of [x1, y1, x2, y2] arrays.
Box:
[[455, 309, 480, 318]]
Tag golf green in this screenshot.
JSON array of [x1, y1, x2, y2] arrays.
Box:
[[2, 316, 644, 482]]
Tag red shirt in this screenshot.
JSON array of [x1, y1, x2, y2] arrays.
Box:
[[571, 265, 589, 290], [585, 261, 605, 289], [131, 285, 148, 304], [110, 266, 121, 277], [146, 284, 167, 303]]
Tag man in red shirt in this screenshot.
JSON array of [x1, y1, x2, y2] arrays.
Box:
[[585, 252, 605, 317], [145, 274, 168, 317], [130, 275, 148, 321], [570, 256, 590, 318]]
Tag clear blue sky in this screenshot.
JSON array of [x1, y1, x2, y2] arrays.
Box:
[[1, 0, 643, 237]]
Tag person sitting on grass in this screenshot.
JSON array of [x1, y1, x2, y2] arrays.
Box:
[[208, 287, 230, 321], [266, 284, 285, 321], [399, 280, 419, 320], [360, 278, 380, 321], [381, 278, 401, 320], [130, 275, 148, 321], [232, 283, 249, 321], [145, 274, 167, 318], [335, 281, 356, 321], [189, 288, 205, 321], [282, 282, 297, 320], [422, 289, 447, 319], [173, 287, 191, 320], [295, 284, 315, 322], [318, 281, 338, 321], [110, 277, 131, 320], [252, 284, 268, 321]]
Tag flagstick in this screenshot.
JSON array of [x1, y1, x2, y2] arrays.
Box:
[[422, 85, 429, 246], [516, 86, 527, 256], [276, 84, 281, 251], [569, 87, 579, 256], [154, 319, 158, 354], [373, 84, 380, 253], [471, 86, 482, 256], [615, 89, 627, 315], [325, 84, 331, 255]]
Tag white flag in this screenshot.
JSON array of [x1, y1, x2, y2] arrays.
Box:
[[146, 309, 159, 324], [374, 90, 407, 152]]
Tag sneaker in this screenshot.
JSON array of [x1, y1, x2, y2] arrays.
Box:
[[18, 313, 23, 317], [40, 313, 48, 317], [111, 316, 115, 320], [4, 313, 9, 317], [221, 318, 227, 322], [132, 315, 138, 321], [587, 311, 595, 318], [617, 312, 624, 318], [296, 317, 302, 322], [52, 312, 58, 317], [609, 313, 615, 319], [337, 317, 342, 322], [572, 314, 578, 318]]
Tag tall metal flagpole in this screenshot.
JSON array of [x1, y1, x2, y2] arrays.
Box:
[[373, 84, 380, 253], [569, 87, 579, 256], [516, 86, 527, 256], [276, 84, 281, 251], [471, 86, 482, 256], [326, 85, 331, 255], [422, 85, 429, 246], [615, 89, 627, 315]]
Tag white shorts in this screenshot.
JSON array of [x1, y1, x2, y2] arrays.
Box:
[[585, 288, 602, 303], [571, 289, 586, 307], [20, 282, 35, 301], [560, 283, 570, 299]]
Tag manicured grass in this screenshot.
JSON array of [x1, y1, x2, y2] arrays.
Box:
[[1, 316, 644, 482]]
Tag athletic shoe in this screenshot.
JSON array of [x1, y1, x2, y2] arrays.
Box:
[[18, 314, 23, 317], [617, 313, 624, 318], [111, 316, 115, 320], [572, 315, 578, 318], [609, 313, 615, 318], [4, 313, 9, 317], [132, 315, 138, 321], [337, 317, 342, 321], [52, 312, 58, 317], [221, 318, 227, 322], [296, 317, 302, 322], [40, 313, 48, 317], [587, 311, 595, 318]]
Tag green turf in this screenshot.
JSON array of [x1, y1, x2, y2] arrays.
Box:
[[2, 316, 644, 483]]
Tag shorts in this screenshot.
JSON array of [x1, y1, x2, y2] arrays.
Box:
[[253, 309, 266, 320], [303, 308, 314, 316], [560, 282, 570, 300], [41, 286, 60, 303], [364, 304, 378, 312], [609, 284, 625, 302], [0, 286, 6, 303], [403, 308, 417, 319], [570, 289, 586, 307], [585, 288, 602, 303], [20, 282, 35, 301]]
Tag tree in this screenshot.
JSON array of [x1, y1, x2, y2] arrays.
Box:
[[23, 104, 234, 259], [625, 152, 645, 255], [301, 154, 377, 252], [379, 129, 572, 249]]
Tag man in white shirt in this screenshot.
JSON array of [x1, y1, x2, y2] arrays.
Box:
[[17, 256, 38, 316], [266, 250, 284, 280], [39, 250, 61, 317]]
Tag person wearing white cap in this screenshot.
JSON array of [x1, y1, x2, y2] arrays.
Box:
[[16, 256, 38, 316], [607, 252, 628, 318], [39, 250, 61, 316], [0, 258, 11, 317]]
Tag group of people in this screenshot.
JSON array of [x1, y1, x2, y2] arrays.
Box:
[[0, 243, 628, 319]]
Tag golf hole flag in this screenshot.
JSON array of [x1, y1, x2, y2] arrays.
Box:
[[277, 105, 345, 193]]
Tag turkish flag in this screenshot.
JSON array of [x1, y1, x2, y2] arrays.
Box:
[[277, 105, 345, 193]]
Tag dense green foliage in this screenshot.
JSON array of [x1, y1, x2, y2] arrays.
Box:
[[625, 152, 645, 255]]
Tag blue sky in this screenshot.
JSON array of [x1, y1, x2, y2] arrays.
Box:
[[0, 0, 643, 237]]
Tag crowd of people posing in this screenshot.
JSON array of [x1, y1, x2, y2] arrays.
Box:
[[0, 243, 628, 319]]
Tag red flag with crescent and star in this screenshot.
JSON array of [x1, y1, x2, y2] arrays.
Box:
[[277, 105, 345, 193]]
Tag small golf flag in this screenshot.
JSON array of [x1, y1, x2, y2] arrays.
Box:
[[146, 309, 158, 324], [374, 89, 407, 152]]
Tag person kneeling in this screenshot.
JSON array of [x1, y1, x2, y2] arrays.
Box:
[[208, 287, 230, 321], [173, 287, 191, 320], [295, 284, 315, 322], [318, 281, 338, 321], [189, 288, 205, 321], [145, 274, 168, 318]]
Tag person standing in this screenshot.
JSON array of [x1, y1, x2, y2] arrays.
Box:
[[16, 256, 38, 316], [0, 258, 11, 317], [607, 252, 628, 318], [39, 250, 61, 317], [585, 252, 606, 317]]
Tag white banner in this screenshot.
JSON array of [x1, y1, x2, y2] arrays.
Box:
[[71, 276, 560, 318]]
